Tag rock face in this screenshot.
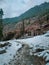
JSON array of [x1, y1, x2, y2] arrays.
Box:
[[8, 44, 45, 65], [3, 14, 49, 40]]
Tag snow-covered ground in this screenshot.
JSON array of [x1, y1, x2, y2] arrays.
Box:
[[0, 31, 49, 65], [0, 39, 22, 65], [17, 31, 49, 50], [16, 31, 49, 65]]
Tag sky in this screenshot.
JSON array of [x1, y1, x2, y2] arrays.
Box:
[[0, 0, 49, 18]]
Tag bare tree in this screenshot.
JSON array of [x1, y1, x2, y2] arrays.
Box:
[[20, 20, 25, 37]]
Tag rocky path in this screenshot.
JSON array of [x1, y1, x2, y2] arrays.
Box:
[[7, 43, 45, 65]]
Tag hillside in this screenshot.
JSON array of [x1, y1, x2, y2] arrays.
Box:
[[2, 2, 49, 40], [3, 2, 49, 24]]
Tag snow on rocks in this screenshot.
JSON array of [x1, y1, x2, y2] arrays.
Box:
[[0, 31, 49, 65], [17, 31, 49, 52], [16, 31, 49, 65], [34, 50, 49, 65], [0, 39, 22, 65]]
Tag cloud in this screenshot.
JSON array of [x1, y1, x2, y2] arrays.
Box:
[[0, 0, 49, 18]]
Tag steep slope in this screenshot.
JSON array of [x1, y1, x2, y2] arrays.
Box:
[[19, 2, 49, 19], [3, 2, 49, 24]]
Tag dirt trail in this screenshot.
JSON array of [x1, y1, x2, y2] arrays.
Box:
[[7, 44, 45, 65]]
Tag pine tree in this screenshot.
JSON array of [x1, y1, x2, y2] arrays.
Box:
[[0, 9, 3, 40]]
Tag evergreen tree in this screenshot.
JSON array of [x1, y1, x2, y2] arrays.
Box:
[[0, 9, 3, 40]]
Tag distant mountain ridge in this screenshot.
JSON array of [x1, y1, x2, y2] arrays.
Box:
[[3, 2, 49, 24]]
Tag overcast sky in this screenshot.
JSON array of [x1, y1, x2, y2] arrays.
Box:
[[0, 0, 49, 18]]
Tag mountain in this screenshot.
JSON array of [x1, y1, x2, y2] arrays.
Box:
[[19, 2, 49, 19], [3, 2, 49, 24]]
